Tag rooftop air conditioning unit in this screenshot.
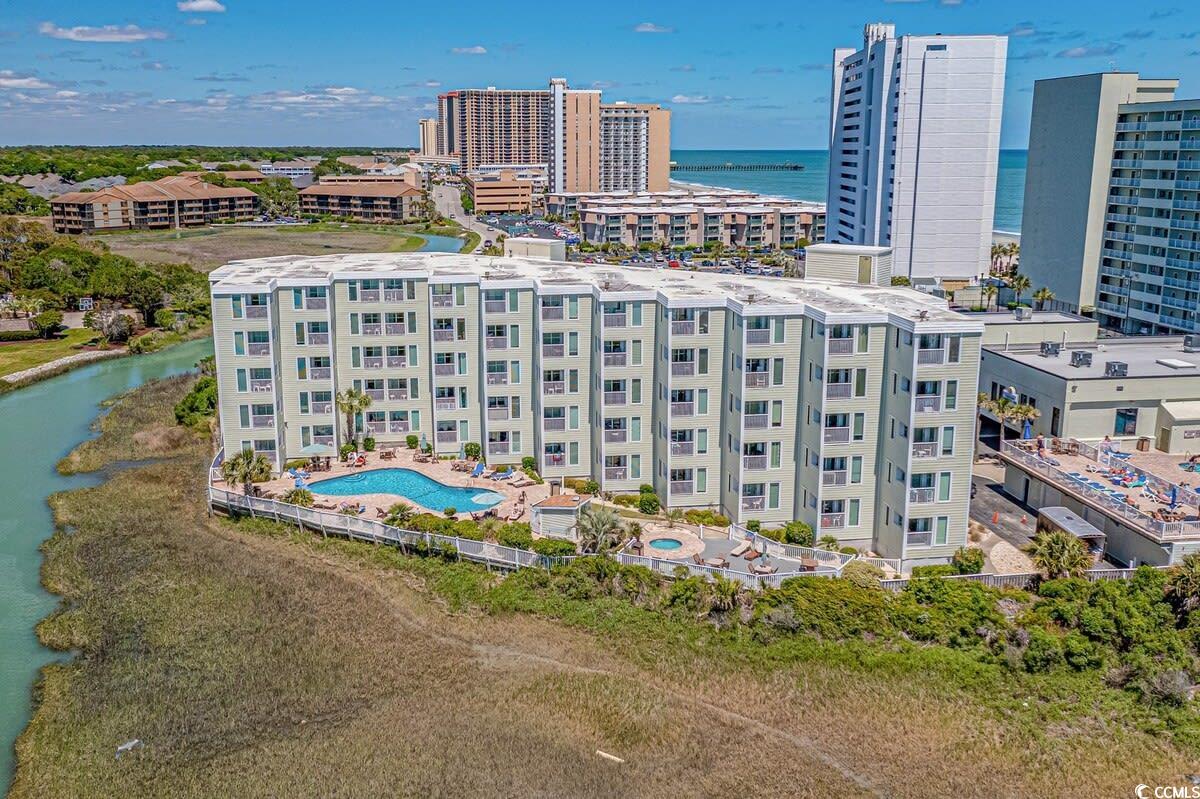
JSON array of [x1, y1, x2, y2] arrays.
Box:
[[1039, 341, 1061, 358], [1184, 334, 1200, 353], [1014, 306, 1032, 321], [1105, 361, 1129, 378], [1070, 350, 1093, 368]]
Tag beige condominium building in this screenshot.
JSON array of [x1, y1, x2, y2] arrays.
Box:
[[298, 183, 423, 222], [418, 118, 439, 157], [435, 79, 670, 195], [209, 252, 981, 569], [51, 175, 259, 233], [463, 169, 534, 214]]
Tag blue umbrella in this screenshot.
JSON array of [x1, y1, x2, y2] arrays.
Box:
[[1170, 484, 1179, 508], [1022, 420, 1033, 440]]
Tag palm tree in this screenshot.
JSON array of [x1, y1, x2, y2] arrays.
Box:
[[990, 242, 1003, 274], [1026, 529, 1092, 579], [1167, 553, 1200, 615], [385, 501, 416, 527], [1009, 273, 1032, 307], [818, 534, 840, 552], [1033, 286, 1055, 311], [575, 505, 623, 554], [220, 448, 273, 496], [978, 394, 1040, 440], [282, 487, 314, 507], [709, 575, 744, 614], [711, 241, 725, 264], [335, 387, 372, 446], [664, 508, 684, 528], [981, 284, 998, 311]]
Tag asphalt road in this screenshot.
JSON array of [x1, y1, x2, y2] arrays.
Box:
[[970, 460, 1039, 550], [431, 184, 505, 251]]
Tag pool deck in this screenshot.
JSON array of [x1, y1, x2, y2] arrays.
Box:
[[628, 523, 838, 576], [218, 448, 553, 522]]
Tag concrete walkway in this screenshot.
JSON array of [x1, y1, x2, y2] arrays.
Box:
[[2, 349, 124, 384]]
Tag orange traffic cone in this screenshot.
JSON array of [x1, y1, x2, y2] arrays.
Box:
[[1020, 514, 1028, 525], [992, 511, 999, 525]]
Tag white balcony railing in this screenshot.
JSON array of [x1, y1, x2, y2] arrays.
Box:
[[912, 441, 938, 458], [543, 381, 566, 395], [543, 417, 567, 432], [671, 401, 695, 417], [245, 305, 269, 319], [605, 467, 627, 481], [383, 289, 404, 302], [604, 391, 627, 405], [363, 356, 383, 369], [540, 306, 564, 321], [365, 421, 386, 434], [670, 440, 694, 456], [247, 342, 271, 356], [603, 352, 627, 367], [542, 344, 565, 358], [915, 395, 943, 413], [433, 363, 456, 376], [309, 332, 330, 345], [387, 389, 408, 401], [251, 414, 274, 428], [436, 430, 458, 443], [603, 313, 627, 328], [820, 513, 845, 529], [671, 320, 696, 335], [486, 407, 509, 420], [305, 297, 327, 310], [485, 336, 508, 350], [741, 495, 766, 512], [360, 290, 380, 302], [484, 300, 507, 313], [742, 455, 768, 470], [431, 295, 453, 307], [486, 372, 508, 385], [825, 383, 852, 400], [432, 329, 455, 342], [744, 372, 768, 388], [746, 328, 770, 345], [385, 323, 405, 335], [823, 427, 850, 444], [487, 442, 510, 455], [828, 338, 854, 355], [917, 348, 946, 365], [313, 434, 334, 446], [310, 367, 331, 380], [544, 453, 566, 467], [822, 470, 848, 487], [365, 388, 385, 400], [671, 362, 696, 377], [386, 356, 406, 368], [909, 487, 935, 504], [362, 323, 381, 336], [249, 379, 273, 393], [311, 401, 332, 414], [743, 414, 768, 429], [604, 428, 627, 443], [435, 397, 458, 411], [670, 480, 694, 495]]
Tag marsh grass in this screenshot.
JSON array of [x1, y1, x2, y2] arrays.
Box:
[[11, 375, 1198, 798]]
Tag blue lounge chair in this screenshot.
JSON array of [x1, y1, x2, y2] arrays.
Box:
[[470, 462, 485, 478], [490, 467, 513, 481]]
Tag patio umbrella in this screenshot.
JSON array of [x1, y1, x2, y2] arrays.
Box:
[[419, 432, 428, 451], [1171, 484, 1179, 508], [1022, 420, 1033, 440], [297, 442, 334, 456]]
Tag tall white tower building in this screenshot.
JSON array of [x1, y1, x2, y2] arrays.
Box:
[[826, 23, 1007, 281]]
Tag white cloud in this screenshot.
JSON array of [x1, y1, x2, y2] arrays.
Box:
[[177, 0, 226, 10], [324, 86, 363, 96], [186, 18, 208, 26], [0, 70, 54, 90], [633, 22, 674, 33], [451, 45, 487, 54], [38, 22, 168, 43], [670, 94, 710, 104]]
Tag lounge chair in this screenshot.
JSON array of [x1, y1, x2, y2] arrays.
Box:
[[692, 554, 705, 566], [705, 557, 730, 569], [750, 562, 778, 575], [380, 449, 396, 460], [730, 540, 751, 557], [509, 476, 535, 489], [742, 548, 761, 561], [490, 468, 513, 481], [506, 505, 524, 522], [469, 462, 486, 478]]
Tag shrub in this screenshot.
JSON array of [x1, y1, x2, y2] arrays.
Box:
[[362, 436, 376, 452], [612, 494, 639, 507], [463, 442, 481, 460], [521, 456, 536, 470], [0, 330, 38, 342], [952, 547, 985, 575], [497, 522, 533, 549], [532, 538, 576, 557], [406, 434, 419, 450], [637, 492, 661, 515], [283, 459, 309, 471], [154, 308, 179, 329], [128, 330, 171, 354], [281, 488, 314, 507], [746, 520, 761, 533], [780, 520, 813, 546], [755, 577, 892, 639], [522, 466, 544, 485], [839, 546, 858, 555], [639, 484, 655, 495], [30, 310, 63, 339], [443, 506, 457, 518], [339, 443, 356, 460], [1022, 628, 1064, 673], [173, 375, 217, 428], [683, 509, 732, 528], [580, 479, 600, 496], [840, 560, 884, 590], [409, 513, 452, 534], [1139, 669, 1192, 706], [912, 564, 959, 579], [452, 519, 485, 540]]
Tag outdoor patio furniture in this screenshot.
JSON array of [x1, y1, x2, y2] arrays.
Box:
[[801, 558, 819, 572], [490, 468, 514, 481], [730, 540, 751, 557], [629, 539, 643, 554], [742, 548, 761, 561], [692, 554, 705, 565], [749, 562, 778, 575], [704, 557, 730, 569], [380, 449, 396, 460], [470, 463, 486, 478]]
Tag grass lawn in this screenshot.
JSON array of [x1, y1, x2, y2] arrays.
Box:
[[10, 374, 1196, 798], [0, 328, 99, 379]]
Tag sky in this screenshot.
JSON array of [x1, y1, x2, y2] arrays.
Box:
[[0, 0, 1198, 149]]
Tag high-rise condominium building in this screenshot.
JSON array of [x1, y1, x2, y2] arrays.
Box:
[[433, 80, 670, 194], [418, 118, 438, 157], [1019, 72, 1200, 334], [209, 252, 981, 570], [826, 23, 1007, 280]]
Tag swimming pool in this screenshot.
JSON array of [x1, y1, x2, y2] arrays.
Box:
[[648, 537, 683, 551], [309, 468, 503, 512]]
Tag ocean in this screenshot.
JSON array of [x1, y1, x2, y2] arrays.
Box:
[[670, 149, 1027, 234]]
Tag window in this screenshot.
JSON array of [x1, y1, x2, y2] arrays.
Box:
[[1115, 408, 1138, 436], [941, 426, 955, 456], [946, 380, 958, 410]]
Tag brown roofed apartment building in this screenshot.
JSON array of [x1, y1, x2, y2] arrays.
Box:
[[463, 169, 534, 214], [298, 183, 424, 222], [51, 175, 259, 234]]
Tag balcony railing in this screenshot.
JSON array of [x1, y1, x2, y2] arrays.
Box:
[[362, 324, 382, 336], [823, 427, 850, 444], [436, 430, 458, 443], [669, 480, 694, 495], [917, 348, 945, 365], [605, 467, 627, 481], [249, 378, 273, 393], [604, 391, 627, 405], [741, 495, 766, 512], [387, 389, 408, 401], [603, 313, 627, 328], [544, 453, 566, 467], [828, 338, 853, 355], [432, 329, 455, 342], [310, 367, 331, 380], [484, 300, 507, 313], [313, 434, 334, 446], [385, 323, 406, 335], [744, 414, 768, 429], [386, 356, 407, 368], [822, 470, 848, 487], [312, 401, 332, 413], [603, 352, 627, 367], [671, 401, 695, 417], [247, 342, 271, 356], [820, 513, 845, 529], [365, 421, 387, 434], [309, 332, 330, 345], [909, 487, 935, 504], [544, 417, 567, 432], [540, 306, 564, 321], [912, 441, 938, 458], [744, 372, 768, 388], [671, 362, 696, 376], [386, 420, 409, 434], [915, 395, 943, 413], [245, 305, 269, 319], [486, 407, 509, 420], [487, 442, 510, 455], [305, 297, 327, 310], [432, 295, 453, 307], [604, 428, 627, 443], [742, 455, 768, 470], [543, 381, 565, 395], [360, 290, 380, 302], [485, 336, 508, 350], [433, 363, 456, 376], [542, 344, 565, 358], [251, 414, 274, 428], [746, 328, 770, 345], [671, 320, 696, 335], [365, 388, 385, 400], [825, 383, 852, 400], [383, 289, 405, 302], [486, 372, 508, 385]]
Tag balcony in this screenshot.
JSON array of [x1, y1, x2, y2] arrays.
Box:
[[543, 381, 565, 395], [823, 427, 850, 444], [249, 378, 273, 393], [822, 470, 848, 487], [486, 372, 508, 385], [741, 495, 765, 512], [671, 401, 694, 417], [743, 414, 768, 429], [247, 342, 271, 356], [360, 290, 380, 302], [486, 407, 510, 420], [487, 442, 510, 455], [364, 388, 385, 401], [386, 356, 407, 368], [365, 421, 387, 434], [825, 383, 852, 400], [746, 328, 770, 345], [603, 352, 627, 367], [245, 305, 269, 319], [313, 434, 334, 446], [915, 395, 943, 413], [433, 363, 456, 376], [387, 388, 408, 401], [385, 323, 405, 335], [909, 487, 935, 504], [917, 348, 945, 365], [541, 306, 564, 321], [670, 480, 694, 495], [436, 430, 458, 444], [544, 453, 566, 467], [383, 289, 405, 302], [671, 362, 696, 377], [742, 455, 768, 470], [744, 372, 768, 389], [432, 294, 453, 307], [670, 440, 694, 456], [671, 320, 696, 335], [484, 300, 507, 313], [385, 420, 409, 434], [542, 344, 565, 358], [433, 329, 455, 342], [912, 441, 938, 458], [310, 367, 331, 380], [605, 467, 627, 481], [604, 391, 627, 405], [828, 338, 853, 355], [251, 414, 274, 428], [309, 332, 330, 345], [603, 313, 627, 328], [544, 417, 567, 432], [485, 336, 508, 350], [305, 297, 327, 310], [820, 513, 845, 530], [312, 401, 332, 413]]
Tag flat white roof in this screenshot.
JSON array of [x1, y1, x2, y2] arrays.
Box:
[[984, 337, 1200, 379], [208, 252, 981, 329], [805, 243, 891, 256]]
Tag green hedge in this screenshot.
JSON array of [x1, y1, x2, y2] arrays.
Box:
[[0, 330, 39, 342]]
